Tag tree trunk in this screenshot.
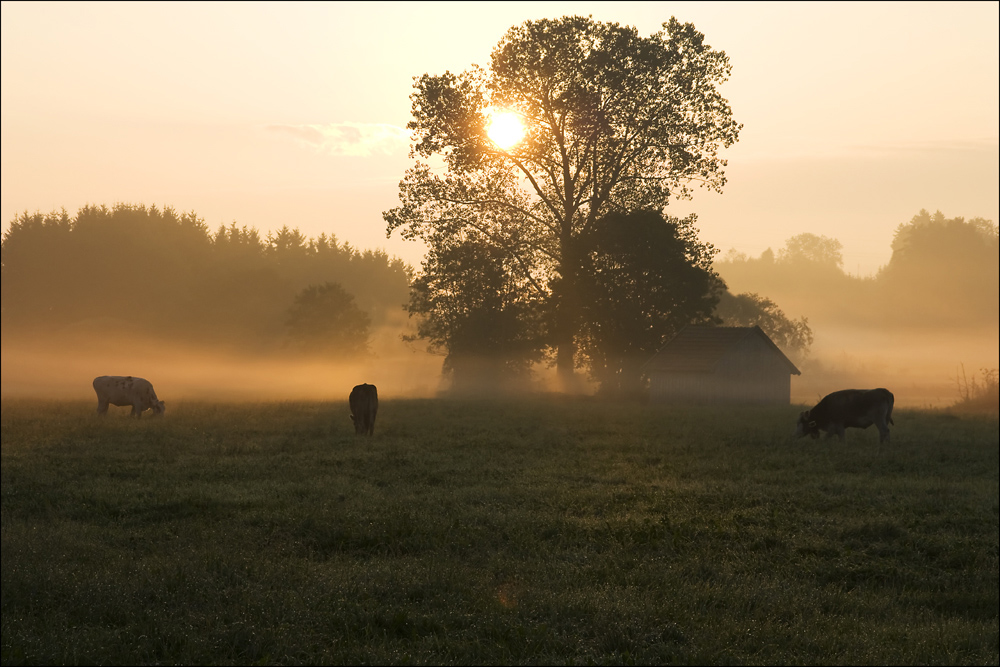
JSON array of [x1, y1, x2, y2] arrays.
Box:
[[556, 335, 577, 387], [554, 244, 582, 392]]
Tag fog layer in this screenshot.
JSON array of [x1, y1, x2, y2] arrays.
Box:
[[2, 207, 997, 409], [1, 325, 444, 403]]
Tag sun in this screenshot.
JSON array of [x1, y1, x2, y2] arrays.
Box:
[[486, 109, 525, 150]]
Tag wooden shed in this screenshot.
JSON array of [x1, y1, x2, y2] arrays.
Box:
[[645, 326, 801, 404]]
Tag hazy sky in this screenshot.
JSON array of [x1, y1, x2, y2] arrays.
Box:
[[2, 1, 997, 276]]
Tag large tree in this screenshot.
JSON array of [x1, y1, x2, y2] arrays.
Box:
[[577, 210, 722, 396], [384, 15, 740, 386], [406, 234, 547, 393]]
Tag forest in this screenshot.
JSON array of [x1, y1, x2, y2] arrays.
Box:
[[0, 203, 412, 355]]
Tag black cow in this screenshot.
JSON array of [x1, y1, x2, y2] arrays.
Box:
[[796, 388, 895, 443], [349, 383, 378, 436]]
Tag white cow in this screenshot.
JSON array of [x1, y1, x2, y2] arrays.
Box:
[[93, 375, 165, 418]]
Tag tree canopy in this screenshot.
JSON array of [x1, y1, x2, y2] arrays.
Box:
[[385, 15, 741, 385], [406, 235, 547, 393], [715, 291, 813, 362], [578, 210, 723, 395], [778, 233, 844, 269]]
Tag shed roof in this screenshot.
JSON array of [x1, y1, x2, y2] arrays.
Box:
[[645, 325, 801, 375]]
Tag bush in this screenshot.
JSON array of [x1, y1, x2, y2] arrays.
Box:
[[953, 365, 999, 414]]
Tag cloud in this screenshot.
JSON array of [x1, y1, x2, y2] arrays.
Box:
[[265, 122, 410, 157]]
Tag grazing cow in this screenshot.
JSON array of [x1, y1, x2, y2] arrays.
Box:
[[349, 383, 378, 436], [796, 388, 894, 443], [93, 375, 165, 419]]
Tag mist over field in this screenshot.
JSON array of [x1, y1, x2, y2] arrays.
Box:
[[0, 325, 443, 403], [2, 210, 998, 411], [789, 325, 998, 408], [1, 318, 996, 410], [3, 206, 996, 410]]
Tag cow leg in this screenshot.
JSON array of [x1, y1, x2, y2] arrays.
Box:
[[131, 404, 142, 419], [877, 420, 890, 444], [97, 400, 109, 416]]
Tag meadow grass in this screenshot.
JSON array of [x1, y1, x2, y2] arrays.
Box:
[[1, 397, 997, 665]]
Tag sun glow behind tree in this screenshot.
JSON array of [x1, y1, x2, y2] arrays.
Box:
[[485, 109, 525, 150], [386, 16, 742, 387]]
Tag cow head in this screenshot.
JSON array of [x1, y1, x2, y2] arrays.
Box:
[[350, 413, 367, 435], [795, 410, 819, 439], [153, 400, 166, 416]]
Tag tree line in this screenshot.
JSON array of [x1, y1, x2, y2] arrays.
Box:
[[1, 203, 411, 356], [716, 209, 999, 330]]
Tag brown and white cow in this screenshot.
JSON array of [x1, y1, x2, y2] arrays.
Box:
[[349, 383, 378, 436], [796, 388, 894, 443], [93, 375, 165, 419]]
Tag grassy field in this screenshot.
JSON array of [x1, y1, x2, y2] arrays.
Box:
[[2, 397, 997, 665]]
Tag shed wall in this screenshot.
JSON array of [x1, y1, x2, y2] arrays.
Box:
[[649, 336, 793, 404], [649, 371, 790, 404]]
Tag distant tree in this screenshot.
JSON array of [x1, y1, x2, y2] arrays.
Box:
[[406, 235, 546, 392], [385, 15, 741, 385], [285, 282, 371, 356], [778, 233, 844, 269], [879, 209, 998, 325], [267, 225, 310, 274], [213, 222, 266, 262], [713, 232, 855, 327], [888, 209, 998, 265], [717, 234, 844, 282], [715, 291, 813, 361], [577, 210, 723, 397]]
